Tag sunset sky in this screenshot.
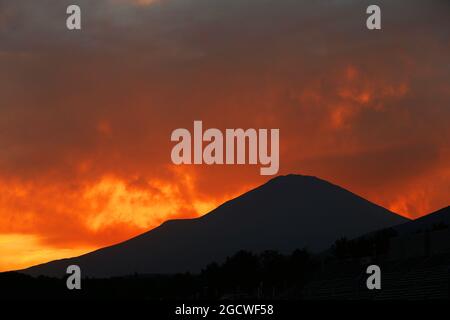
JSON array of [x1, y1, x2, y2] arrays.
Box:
[[0, 0, 449, 271]]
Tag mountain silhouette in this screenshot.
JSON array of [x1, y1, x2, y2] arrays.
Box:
[[20, 174, 408, 278], [394, 205, 450, 234]]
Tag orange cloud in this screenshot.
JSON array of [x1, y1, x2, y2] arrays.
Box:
[[0, 167, 246, 271]]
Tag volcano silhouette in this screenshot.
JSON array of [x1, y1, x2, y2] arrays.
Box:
[[21, 174, 408, 277]]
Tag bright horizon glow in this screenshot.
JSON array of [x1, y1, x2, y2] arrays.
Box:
[[0, 234, 95, 272]]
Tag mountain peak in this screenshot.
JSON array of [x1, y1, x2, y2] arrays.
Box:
[[267, 173, 320, 183]]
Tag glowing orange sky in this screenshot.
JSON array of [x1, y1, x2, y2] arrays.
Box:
[[0, 0, 449, 271]]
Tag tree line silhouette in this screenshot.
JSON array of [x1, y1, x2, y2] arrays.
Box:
[[0, 228, 398, 300]]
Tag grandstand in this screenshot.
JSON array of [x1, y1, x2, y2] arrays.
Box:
[[303, 229, 450, 300]]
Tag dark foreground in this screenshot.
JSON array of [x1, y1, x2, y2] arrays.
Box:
[[1, 242, 449, 301]]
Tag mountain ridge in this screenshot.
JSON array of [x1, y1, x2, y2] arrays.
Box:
[[394, 205, 450, 235], [19, 174, 408, 278]]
